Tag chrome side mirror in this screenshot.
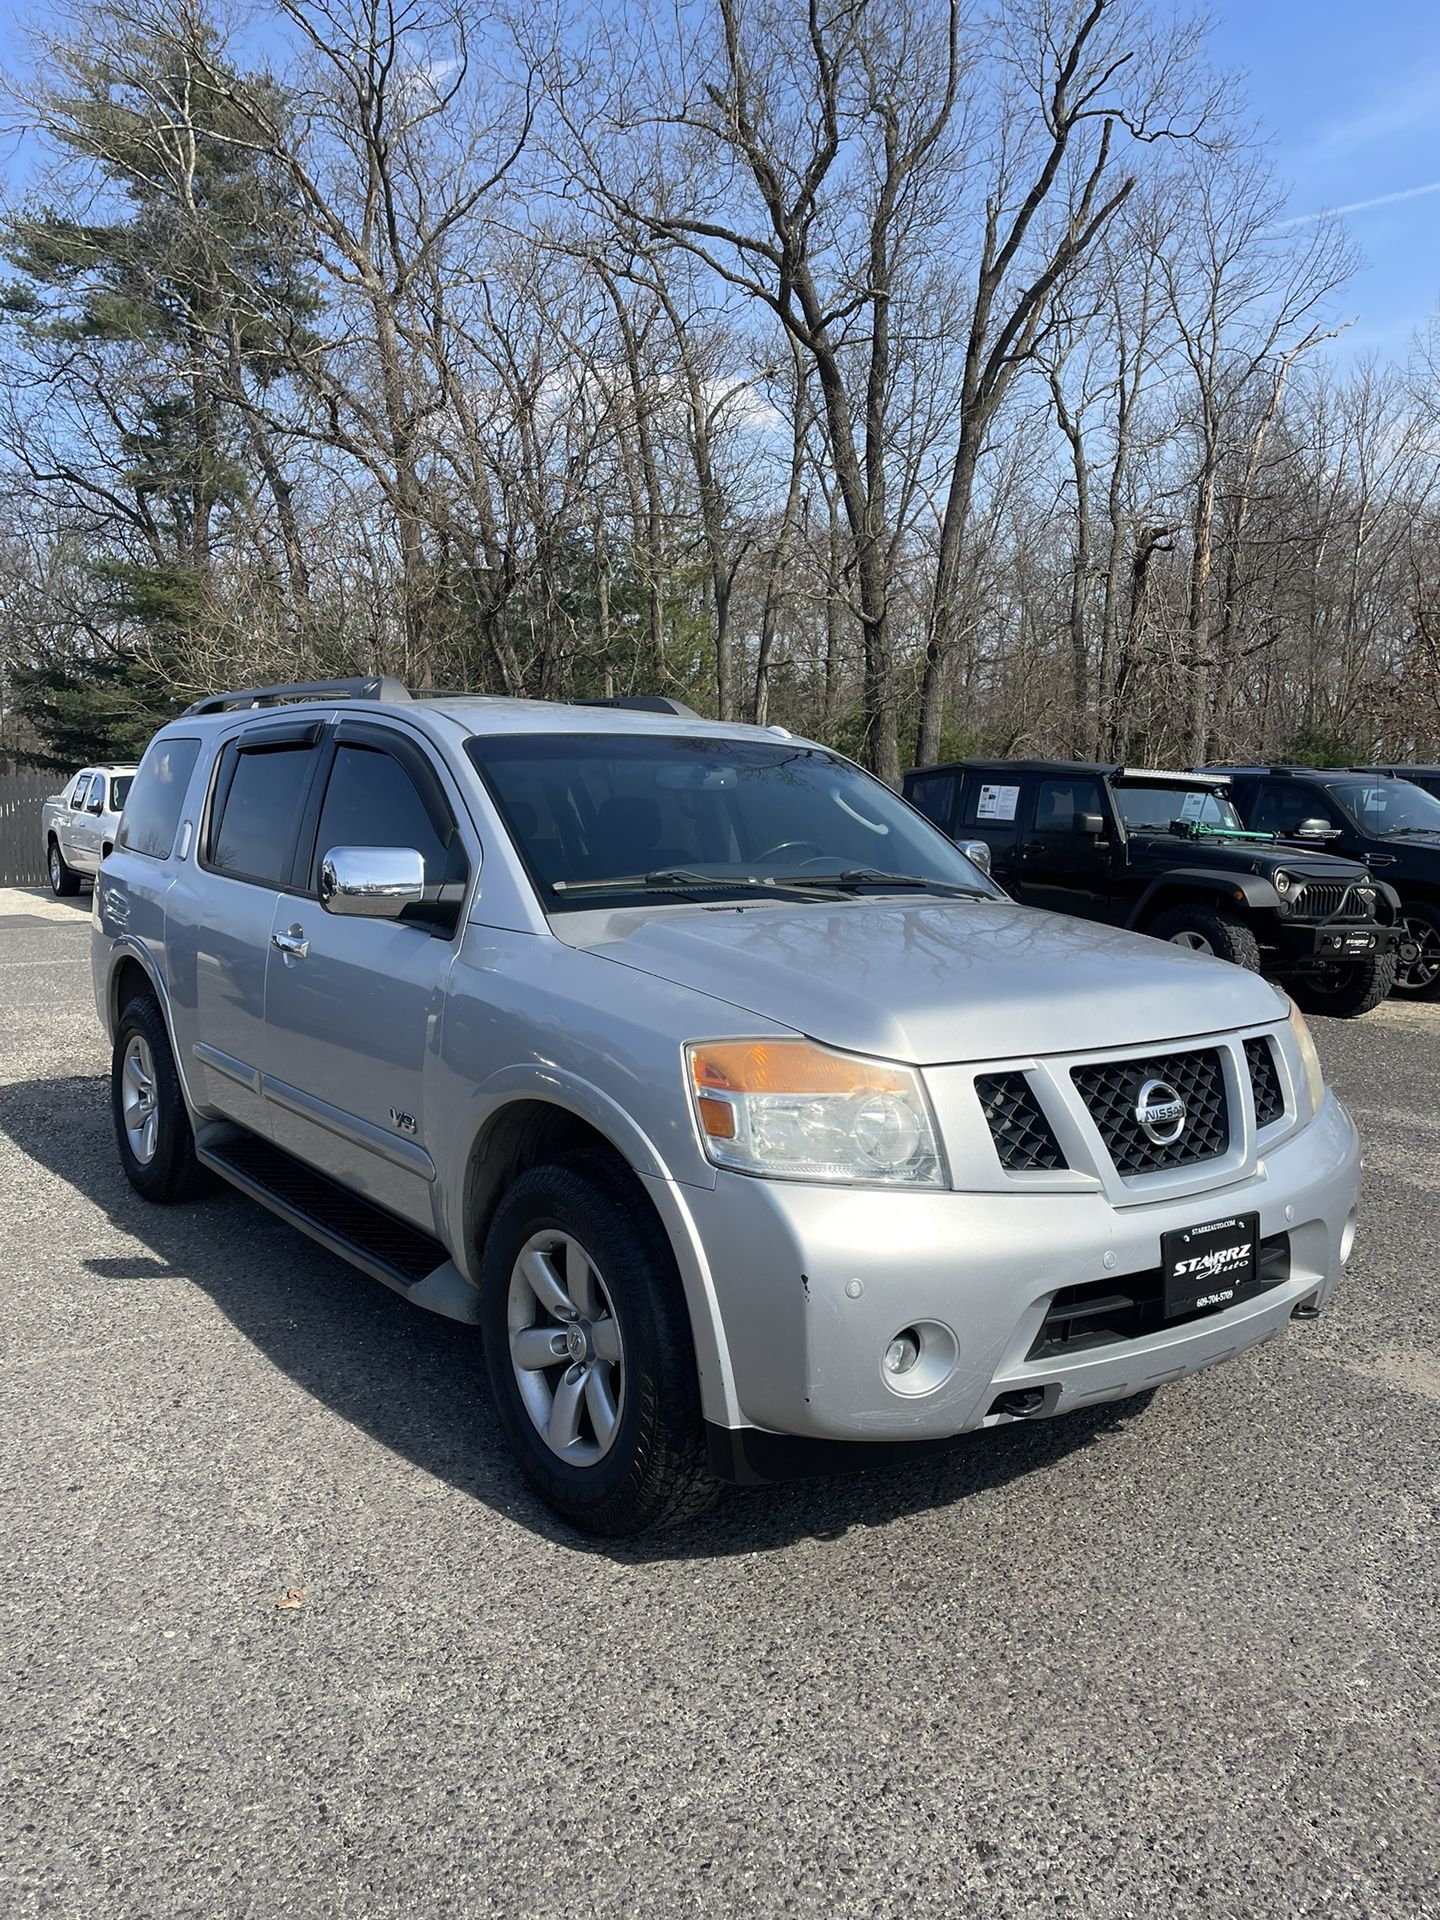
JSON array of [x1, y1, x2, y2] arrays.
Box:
[[1295, 817, 1338, 840], [956, 837, 993, 876], [319, 846, 425, 919]]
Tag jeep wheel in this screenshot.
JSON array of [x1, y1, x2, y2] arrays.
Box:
[[48, 838, 80, 897], [1393, 903, 1440, 1000], [111, 995, 215, 1203], [1288, 953, 1397, 1019], [480, 1151, 717, 1535], [1147, 904, 1262, 971]]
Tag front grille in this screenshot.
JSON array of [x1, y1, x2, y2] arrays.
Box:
[[1027, 1234, 1291, 1358], [1293, 880, 1363, 921], [1245, 1036, 1285, 1128], [975, 1072, 1066, 1172], [1071, 1048, 1229, 1175]]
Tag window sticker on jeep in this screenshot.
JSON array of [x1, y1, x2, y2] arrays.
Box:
[[976, 783, 1019, 822], [1178, 790, 1207, 821]]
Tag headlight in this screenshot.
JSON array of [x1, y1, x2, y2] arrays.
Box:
[[1273, 869, 1293, 895], [1288, 1004, 1326, 1113], [686, 1039, 946, 1187]]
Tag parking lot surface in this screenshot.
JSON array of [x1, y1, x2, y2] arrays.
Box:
[[1, 888, 1437, 1919]]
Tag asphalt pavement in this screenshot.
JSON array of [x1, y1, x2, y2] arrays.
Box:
[[1, 888, 1436, 1919]]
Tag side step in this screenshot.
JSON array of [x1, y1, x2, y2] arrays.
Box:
[[197, 1131, 481, 1324]]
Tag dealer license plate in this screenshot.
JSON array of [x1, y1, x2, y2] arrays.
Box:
[[1161, 1212, 1259, 1318]]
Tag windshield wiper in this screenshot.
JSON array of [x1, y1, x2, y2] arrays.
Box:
[[550, 869, 841, 899], [1382, 827, 1440, 837], [770, 867, 991, 898]]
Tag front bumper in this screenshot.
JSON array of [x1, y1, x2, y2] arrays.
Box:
[[688, 1090, 1359, 1449], [1275, 921, 1403, 964]]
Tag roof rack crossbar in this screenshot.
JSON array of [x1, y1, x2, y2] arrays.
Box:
[[181, 676, 412, 717]]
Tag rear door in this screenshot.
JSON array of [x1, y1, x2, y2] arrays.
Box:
[[952, 771, 1026, 889], [186, 722, 325, 1136], [71, 773, 108, 871], [1013, 773, 1115, 920], [258, 722, 473, 1230]]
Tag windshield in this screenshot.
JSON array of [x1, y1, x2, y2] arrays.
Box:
[[109, 775, 134, 811], [466, 733, 997, 910], [1112, 783, 1244, 833], [1330, 779, 1440, 836]]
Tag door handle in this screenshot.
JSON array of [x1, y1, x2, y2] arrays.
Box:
[[272, 925, 309, 960]]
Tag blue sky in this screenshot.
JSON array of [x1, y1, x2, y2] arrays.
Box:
[[1, 0, 1436, 365], [1208, 0, 1440, 360]]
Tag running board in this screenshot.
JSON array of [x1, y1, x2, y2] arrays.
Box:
[[197, 1131, 481, 1324]]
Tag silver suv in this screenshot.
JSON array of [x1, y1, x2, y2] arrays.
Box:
[[93, 679, 1361, 1533]]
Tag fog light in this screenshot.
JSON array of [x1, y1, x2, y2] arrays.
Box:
[[884, 1330, 921, 1375]]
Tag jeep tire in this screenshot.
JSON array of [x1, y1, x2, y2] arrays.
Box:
[[1146, 903, 1262, 971], [480, 1150, 718, 1536], [111, 994, 215, 1203], [1288, 952, 1396, 1020]]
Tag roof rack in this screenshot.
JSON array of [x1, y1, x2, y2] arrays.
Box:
[[181, 676, 412, 717], [575, 695, 699, 717]]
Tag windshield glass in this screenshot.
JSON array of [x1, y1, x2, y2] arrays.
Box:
[[1112, 783, 1244, 833], [109, 775, 134, 811], [1330, 778, 1440, 836], [466, 733, 996, 910]]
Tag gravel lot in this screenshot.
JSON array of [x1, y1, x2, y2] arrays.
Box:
[[2, 887, 1437, 1920]]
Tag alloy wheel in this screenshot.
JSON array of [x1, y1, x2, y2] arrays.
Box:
[[121, 1033, 159, 1164], [1168, 929, 1215, 954], [507, 1231, 625, 1466], [1396, 914, 1440, 993]]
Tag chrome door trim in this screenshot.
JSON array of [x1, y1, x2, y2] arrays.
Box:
[[193, 1040, 262, 1095], [260, 1071, 437, 1180]]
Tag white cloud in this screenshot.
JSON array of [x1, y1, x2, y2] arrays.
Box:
[[1270, 178, 1440, 232]]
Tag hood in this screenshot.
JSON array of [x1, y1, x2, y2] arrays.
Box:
[[1129, 831, 1369, 881], [561, 897, 1287, 1066]]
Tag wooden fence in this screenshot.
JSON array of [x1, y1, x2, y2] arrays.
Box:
[[0, 772, 58, 886]]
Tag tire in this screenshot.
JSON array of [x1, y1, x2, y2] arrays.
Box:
[[1288, 952, 1396, 1019], [1393, 901, 1440, 1000], [479, 1150, 718, 1535], [1146, 903, 1262, 971], [111, 994, 215, 1203], [48, 837, 80, 897]]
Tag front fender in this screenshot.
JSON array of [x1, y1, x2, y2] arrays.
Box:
[[436, 1063, 743, 1428], [1127, 869, 1278, 928]]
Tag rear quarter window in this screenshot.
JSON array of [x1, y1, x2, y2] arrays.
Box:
[[904, 771, 958, 834], [117, 737, 202, 860]]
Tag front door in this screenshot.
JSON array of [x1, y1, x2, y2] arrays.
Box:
[[1014, 774, 1115, 920], [260, 725, 472, 1231]]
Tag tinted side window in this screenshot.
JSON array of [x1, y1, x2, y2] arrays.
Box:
[[210, 742, 317, 885], [1034, 777, 1105, 832], [117, 737, 202, 860], [1248, 781, 1327, 837], [959, 776, 1024, 830], [313, 744, 450, 883], [905, 772, 957, 834]]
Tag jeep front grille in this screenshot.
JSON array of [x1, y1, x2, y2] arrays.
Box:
[[1245, 1036, 1285, 1128], [1293, 880, 1363, 920], [1071, 1048, 1229, 1175], [975, 1072, 1067, 1172]]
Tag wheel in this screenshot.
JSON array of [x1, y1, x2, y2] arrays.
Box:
[[1288, 953, 1396, 1019], [479, 1151, 717, 1535], [1146, 903, 1262, 970], [111, 994, 215, 1202], [48, 838, 80, 897], [1393, 902, 1440, 1000]]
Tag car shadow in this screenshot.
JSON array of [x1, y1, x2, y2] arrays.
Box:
[[0, 1072, 1154, 1563]]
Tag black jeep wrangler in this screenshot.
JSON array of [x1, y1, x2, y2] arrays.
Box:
[[903, 759, 1405, 1018], [1207, 766, 1440, 999]]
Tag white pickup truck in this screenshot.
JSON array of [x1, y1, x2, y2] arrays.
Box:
[[41, 765, 137, 895]]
